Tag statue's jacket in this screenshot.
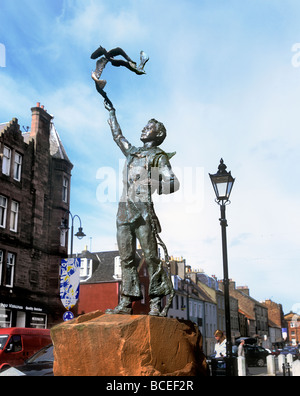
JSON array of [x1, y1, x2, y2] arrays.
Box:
[[108, 110, 178, 231]]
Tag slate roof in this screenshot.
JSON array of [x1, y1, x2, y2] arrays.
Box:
[[76, 249, 143, 283], [190, 280, 216, 304], [0, 122, 9, 133], [88, 250, 119, 283], [49, 122, 72, 164], [1, 120, 72, 165]]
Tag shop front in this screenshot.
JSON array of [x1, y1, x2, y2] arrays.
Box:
[[0, 298, 48, 329]]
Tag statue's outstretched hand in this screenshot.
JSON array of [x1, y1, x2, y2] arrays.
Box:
[[104, 99, 115, 112]]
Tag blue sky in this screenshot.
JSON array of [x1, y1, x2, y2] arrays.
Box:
[[1, 0, 300, 314]]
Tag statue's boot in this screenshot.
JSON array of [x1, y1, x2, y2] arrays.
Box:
[[106, 296, 132, 315], [149, 297, 161, 316]]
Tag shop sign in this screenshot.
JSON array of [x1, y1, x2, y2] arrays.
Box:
[[0, 302, 44, 312], [30, 313, 47, 327]]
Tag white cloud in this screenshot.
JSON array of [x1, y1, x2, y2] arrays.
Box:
[[56, 0, 148, 50]]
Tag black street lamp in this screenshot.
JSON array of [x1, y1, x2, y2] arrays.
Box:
[[61, 211, 86, 256], [209, 158, 235, 376]]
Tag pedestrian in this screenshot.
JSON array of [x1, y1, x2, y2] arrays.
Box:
[[214, 330, 227, 358], [238, 339, 249, 375], [238, 339, 245, 357]]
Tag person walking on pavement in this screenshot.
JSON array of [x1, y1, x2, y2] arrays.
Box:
[[238, 339, 245, 357], [238, 339, 249, 375], [214, 330, 227, 358]]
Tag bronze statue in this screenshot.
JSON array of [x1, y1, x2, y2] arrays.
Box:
[[91, 46, 179, 316]]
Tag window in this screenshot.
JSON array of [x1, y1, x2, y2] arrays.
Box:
[[140, 284, 145, 304], [10, 201, 19, 232], [87, 259, 91, 276], [0, 195, 7, 228], [6, 335, 22, 352], [60, 219, 67, 247], [113, 256, 121, 279], [13, 152, 22, 181], [30, 313, 47, 329], [29, 269, 39, 284], [62, 177, 69, 203], [0, 250, 3, 284], [6, 253, 15, 287], [0, 310, 11, 328], [2, 146, 11, 176], [181, 296, 184, 310]]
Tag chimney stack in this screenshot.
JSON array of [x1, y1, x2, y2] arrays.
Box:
[[237, 286, 250, 296], [30, 102, 53, 139]]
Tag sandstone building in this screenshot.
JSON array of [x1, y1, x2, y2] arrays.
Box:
[[0, 103, 72, 328]]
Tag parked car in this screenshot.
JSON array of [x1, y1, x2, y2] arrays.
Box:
[[206, 347, 238, 376], [0, 328, 51, 371], [280, 346, 299, 360], [235, 337, 257, 346], [0, 344, 53, 376], [207, 346, 238, 362], [244, 345, 270, 367], [270, 348, 281, 356]]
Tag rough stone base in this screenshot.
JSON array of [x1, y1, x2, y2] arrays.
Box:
[[51, 311, 208, 376]]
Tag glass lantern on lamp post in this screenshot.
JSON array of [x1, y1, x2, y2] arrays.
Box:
[[209, 158, 235, 376], [60, 211, 86, 256]]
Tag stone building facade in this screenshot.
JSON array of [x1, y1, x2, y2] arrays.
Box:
[[284, 312, 300, 346], [262, 299, 286, 346], [0, 103, 73, 328], [227, 281, 269, 341]]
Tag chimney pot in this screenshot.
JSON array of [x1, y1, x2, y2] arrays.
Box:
[[36, 102, 40, 107]]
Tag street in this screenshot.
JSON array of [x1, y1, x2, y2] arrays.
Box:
[[247, 358, 290, 376], [248, 366, 268, 376], [209, 357, 291, 376]]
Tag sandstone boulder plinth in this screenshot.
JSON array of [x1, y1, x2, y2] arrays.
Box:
[[51, 311, 208, 376]]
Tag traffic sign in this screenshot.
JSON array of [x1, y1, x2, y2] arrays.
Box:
[[63, 311, 74, 321]]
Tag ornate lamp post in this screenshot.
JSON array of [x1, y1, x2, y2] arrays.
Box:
[[61, 211, 86, 256], [209, 158, 235, 376]]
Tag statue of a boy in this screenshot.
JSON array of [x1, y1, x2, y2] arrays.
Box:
[[104, 100, 180, 315]]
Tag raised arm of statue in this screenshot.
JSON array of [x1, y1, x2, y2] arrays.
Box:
[[104, 100, 132, 156]]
